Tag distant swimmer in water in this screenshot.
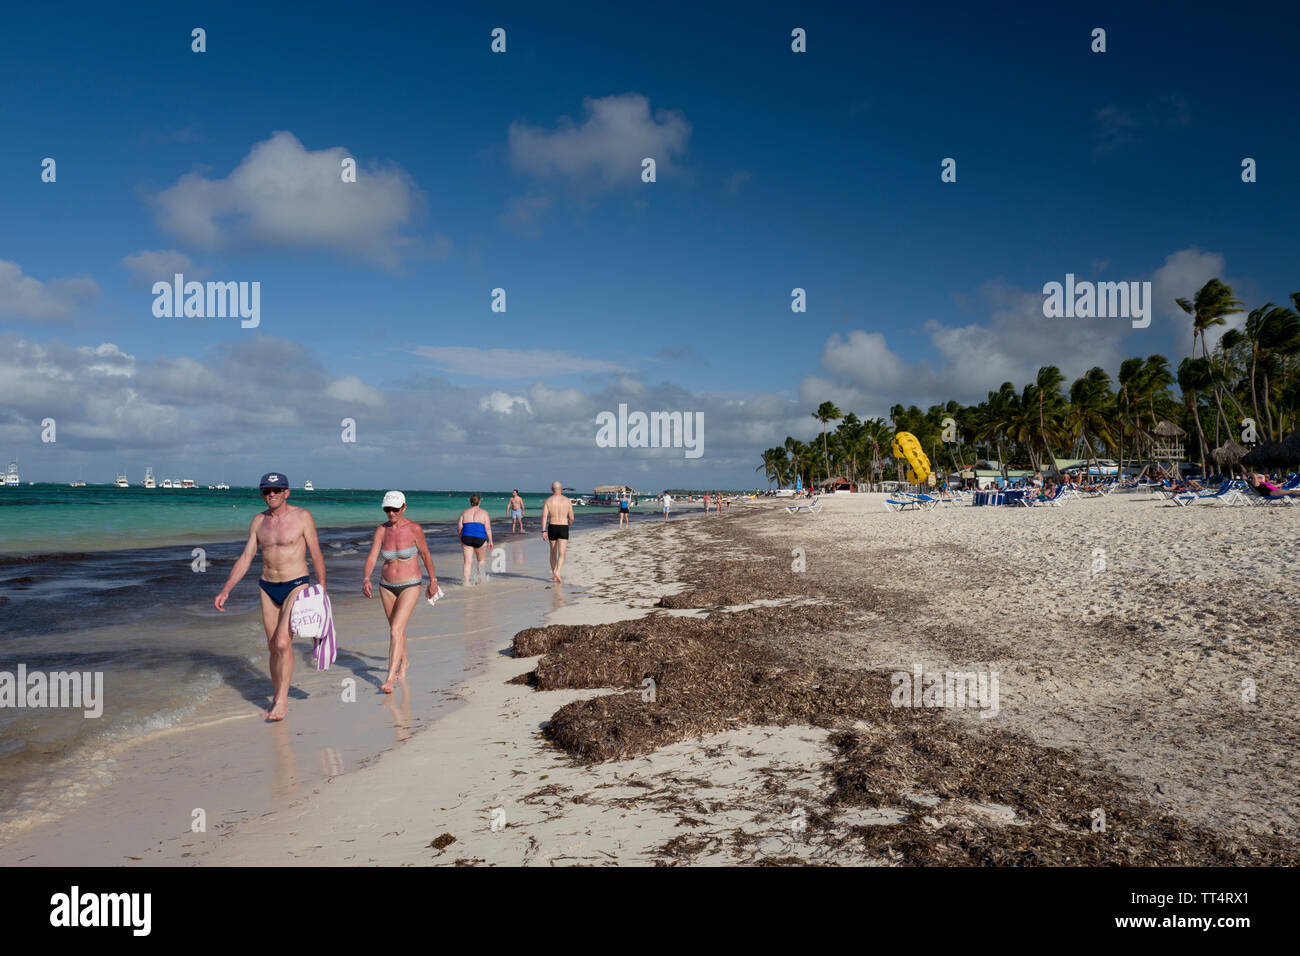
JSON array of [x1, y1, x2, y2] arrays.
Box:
[[507, 489, 525, 533], [541, 480, 575, 583], [362, 491, 439, 694], [618, 489, 631, 528], [458, 493, 494, 585], [213, 472, 326, 722]]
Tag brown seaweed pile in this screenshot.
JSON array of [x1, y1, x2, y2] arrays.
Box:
[[514, 612, 1297, 864], [507, 509, 1299, 865]]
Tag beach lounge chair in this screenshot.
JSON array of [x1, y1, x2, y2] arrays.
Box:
[[1180, 481, 1251, 507], [786, 496, 822, 514], [883, 494, 937, 512], [1022, 485, 1067, 507], [1245, 485, 1299, 506]]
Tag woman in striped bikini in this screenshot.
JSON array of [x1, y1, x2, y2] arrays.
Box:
[[362, 491, 439, 693]]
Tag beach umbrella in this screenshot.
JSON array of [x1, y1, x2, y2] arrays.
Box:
[[1241, 431, 1300, 469], [1211, 440, 1247, 467]]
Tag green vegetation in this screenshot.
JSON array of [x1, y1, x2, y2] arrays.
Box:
[[758, 280, 1300, 488]]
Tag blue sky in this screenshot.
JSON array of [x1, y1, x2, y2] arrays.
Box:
[[2, 0, 1297, 489]]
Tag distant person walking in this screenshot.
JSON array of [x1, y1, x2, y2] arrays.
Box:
[[507, 489, 525, 533], [361, 491, 439, 694], [457, 494, 494, 585], [618, 489, 631, 528], [213, 472, 326, 722], [541, 481, 575, 583], [662, 492, 672, 519]]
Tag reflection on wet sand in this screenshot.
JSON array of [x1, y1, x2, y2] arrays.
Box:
[[381, 680, 413, 741], [319, 747, 345, 777], [268, 720, 300, 800]]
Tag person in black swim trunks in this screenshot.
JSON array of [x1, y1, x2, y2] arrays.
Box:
[[618, 489, 631, 528], [213, 472, 327, 722], [457, 493, 494, 585], [540, 481, 575, 583]]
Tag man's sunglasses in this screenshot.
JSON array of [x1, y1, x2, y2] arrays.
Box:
[[383, 506, 400, 513], [260, 488, 286, 496]]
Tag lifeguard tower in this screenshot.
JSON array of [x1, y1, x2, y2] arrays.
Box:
[[1150, 420, 1186, 477]]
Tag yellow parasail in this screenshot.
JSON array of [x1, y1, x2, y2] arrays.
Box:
[[890, 431, 932, 484]]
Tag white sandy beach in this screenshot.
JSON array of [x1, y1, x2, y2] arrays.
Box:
[[63, 489, 1291, 866]]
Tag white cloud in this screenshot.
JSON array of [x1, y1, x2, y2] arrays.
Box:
[[412, 345, 628, 379], [1150, 248, 1237, 352], [480, 391, 533, 415], [507, 93, 690, 192], [120, 249, 206, 289], [325, 376, 385, 408], [527, 382, 585, 414], [819, 331, 907, 392], [148, 131, 431, 267], [0, 261, 99, 322]]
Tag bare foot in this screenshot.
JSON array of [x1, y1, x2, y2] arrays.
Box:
[[265, 699, 288, 721], [381, 677, 395, 694], [553, 573, 563, 584]]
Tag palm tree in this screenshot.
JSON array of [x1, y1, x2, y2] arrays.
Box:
[[1214, 327, 1252, 440], [835, 413, 863, 482], [1139, 354, 1177, 425], [1251, 304, 1300, 439], [1177, 357, 1213, 474], [1032, 365, 1067, 475], [1176, 278, 1244, 441], [1177, 278, 1245, 363], [756, 447, 788, 490], [1067, 367, 1115, 473], [812, 401, 842, 484], [1116, 356, 1146, 473], [976, 383, 1018, 479]]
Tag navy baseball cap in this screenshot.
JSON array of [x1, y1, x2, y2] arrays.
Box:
[[259, 472, 289, 489]]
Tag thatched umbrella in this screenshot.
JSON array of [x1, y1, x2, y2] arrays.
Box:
[[1211, 440, 1247, 468], [1152, 419, 1186, 437], [1241, 430, 1300, 470]]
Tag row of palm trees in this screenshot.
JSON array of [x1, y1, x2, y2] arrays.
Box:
[[757, 281, 1300, 489]]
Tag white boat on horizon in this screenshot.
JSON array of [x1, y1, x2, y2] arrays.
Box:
[[215, 481, 230, 490], [161, 478, 173, 489], [4, 462, 19, 487], [303, 480, 315, 491], [181, 478, 196, 489], [114, 474, 129, 488], [144, 467, 156, 489]]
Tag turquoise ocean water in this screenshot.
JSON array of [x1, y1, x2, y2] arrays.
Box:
[[0, 484, 587, 555]]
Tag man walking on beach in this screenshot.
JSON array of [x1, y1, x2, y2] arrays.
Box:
[[540, 481, 574, 584], [507, 489, 525, 533], [213, 472, 326, 722], [662, 492, 672, 519]]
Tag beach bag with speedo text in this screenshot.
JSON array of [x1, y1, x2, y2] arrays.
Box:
[[290, 583, 337, 670]]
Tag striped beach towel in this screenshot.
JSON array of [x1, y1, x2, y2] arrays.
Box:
[[290, 584, 337, 671]]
